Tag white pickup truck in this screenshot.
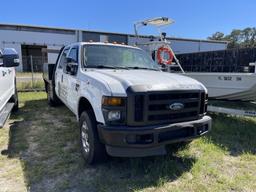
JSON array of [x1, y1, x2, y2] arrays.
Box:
[[0, 48, 19, 128], [43, 42, 212, 164]]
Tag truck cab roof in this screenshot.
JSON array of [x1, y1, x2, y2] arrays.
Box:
[[66, 42, 140, 50]]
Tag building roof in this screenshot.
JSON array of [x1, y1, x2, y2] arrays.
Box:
[[0, 23, 228, 44]]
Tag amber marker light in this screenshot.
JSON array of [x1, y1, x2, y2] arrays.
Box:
[[102, 96, 124, 106]]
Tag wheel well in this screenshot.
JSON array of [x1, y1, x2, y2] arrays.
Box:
[[78, 97, 94, 118]]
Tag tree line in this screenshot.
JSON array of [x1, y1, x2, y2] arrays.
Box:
[[208, 27, 256, 49]]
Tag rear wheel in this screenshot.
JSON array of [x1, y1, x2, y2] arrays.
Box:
[[79, 110, 107, 164], [46, 83, 61, 107], [47, 83, 54, 106]]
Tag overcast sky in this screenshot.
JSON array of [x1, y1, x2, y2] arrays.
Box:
[[1, 0, 255, 39]]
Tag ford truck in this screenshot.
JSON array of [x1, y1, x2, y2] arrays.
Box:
[[43, 42, 212, 164]]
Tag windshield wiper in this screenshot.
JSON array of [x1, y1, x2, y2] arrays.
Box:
[[85, 65, 158, 70], [127, 66, 159, 71], [86, 65, 130, 70], [86, 65, 117, 69]]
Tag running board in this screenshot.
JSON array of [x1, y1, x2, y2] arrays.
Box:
[[0, 103, 14, 128], [208, 105, 256, 117]]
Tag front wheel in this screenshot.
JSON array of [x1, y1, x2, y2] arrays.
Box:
[[79, 110, 107, 164]]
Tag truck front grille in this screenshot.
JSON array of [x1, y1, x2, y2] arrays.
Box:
[[134, 95, 144, 121], [127, 90, 202, 126]]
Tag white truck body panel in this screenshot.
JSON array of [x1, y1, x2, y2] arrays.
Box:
[[0, 67, 15, 112]]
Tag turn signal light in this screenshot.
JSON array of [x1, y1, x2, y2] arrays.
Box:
[[102, 96, 124, 106]]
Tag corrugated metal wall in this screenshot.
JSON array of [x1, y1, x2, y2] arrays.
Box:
[[82, 32, 127, 44], [127, 36, 227, 54]]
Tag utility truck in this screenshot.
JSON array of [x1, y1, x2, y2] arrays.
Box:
[[0, 48, 19, 128], [43, 42, 212, 164]]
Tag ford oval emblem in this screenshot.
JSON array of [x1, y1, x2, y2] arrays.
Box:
[[169, 103, 184, 111]]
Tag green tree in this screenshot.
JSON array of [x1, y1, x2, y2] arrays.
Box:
[[208, 32, 225, 40], [241, 27, 256, 47], [226, 29, 242, 48], [208, 27, 256, 48]]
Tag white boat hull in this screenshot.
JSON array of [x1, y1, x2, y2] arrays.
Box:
[[185, 73, 256, 101]]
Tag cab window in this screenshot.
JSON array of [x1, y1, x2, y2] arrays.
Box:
[[68, 47, 78, 63], [58, 48, 69, 69]]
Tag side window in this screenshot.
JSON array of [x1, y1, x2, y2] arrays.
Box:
[[68, 47, 78, 63], [58, 48, 69, 69]]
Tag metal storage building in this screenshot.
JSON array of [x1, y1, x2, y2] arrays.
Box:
[[0, 24, 228, 72]]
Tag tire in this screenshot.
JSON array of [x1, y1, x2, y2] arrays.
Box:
[[47, 83, 60, 107], [47, 83, 55, 106], [177, 140, 192, 148], [12, 87, 19, 112], [79, 110, 107, 164], [10, 79, 19, 112]]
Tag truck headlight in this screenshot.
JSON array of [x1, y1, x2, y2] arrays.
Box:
[[102, 96, 127, 125], [108, 111, 121, 121]]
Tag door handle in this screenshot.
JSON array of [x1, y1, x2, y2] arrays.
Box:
[[61, 74, 63, 82], [2, 71, 7, 77], [75, 83, 80, 92]]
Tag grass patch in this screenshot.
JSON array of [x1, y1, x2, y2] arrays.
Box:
[[17, 80, 44, 91], [16, 72, 43, 78], [0, 92, 255, 191]]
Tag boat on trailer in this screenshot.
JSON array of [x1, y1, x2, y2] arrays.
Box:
[[187, 71, 256, 101], [133, 17, 256, 101]]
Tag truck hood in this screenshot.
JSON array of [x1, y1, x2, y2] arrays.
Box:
[[86, 69, 207, 96]]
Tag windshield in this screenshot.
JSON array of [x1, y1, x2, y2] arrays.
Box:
[[83, 45, 159, 70]]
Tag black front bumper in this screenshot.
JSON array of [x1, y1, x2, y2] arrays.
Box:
[[97, 116, 212, 157]]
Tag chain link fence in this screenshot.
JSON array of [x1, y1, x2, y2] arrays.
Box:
[[16, 56, 47, 92]]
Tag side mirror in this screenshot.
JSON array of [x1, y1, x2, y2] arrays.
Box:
[[66, 57, 78, 75], [0, 48, 20, 68]]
